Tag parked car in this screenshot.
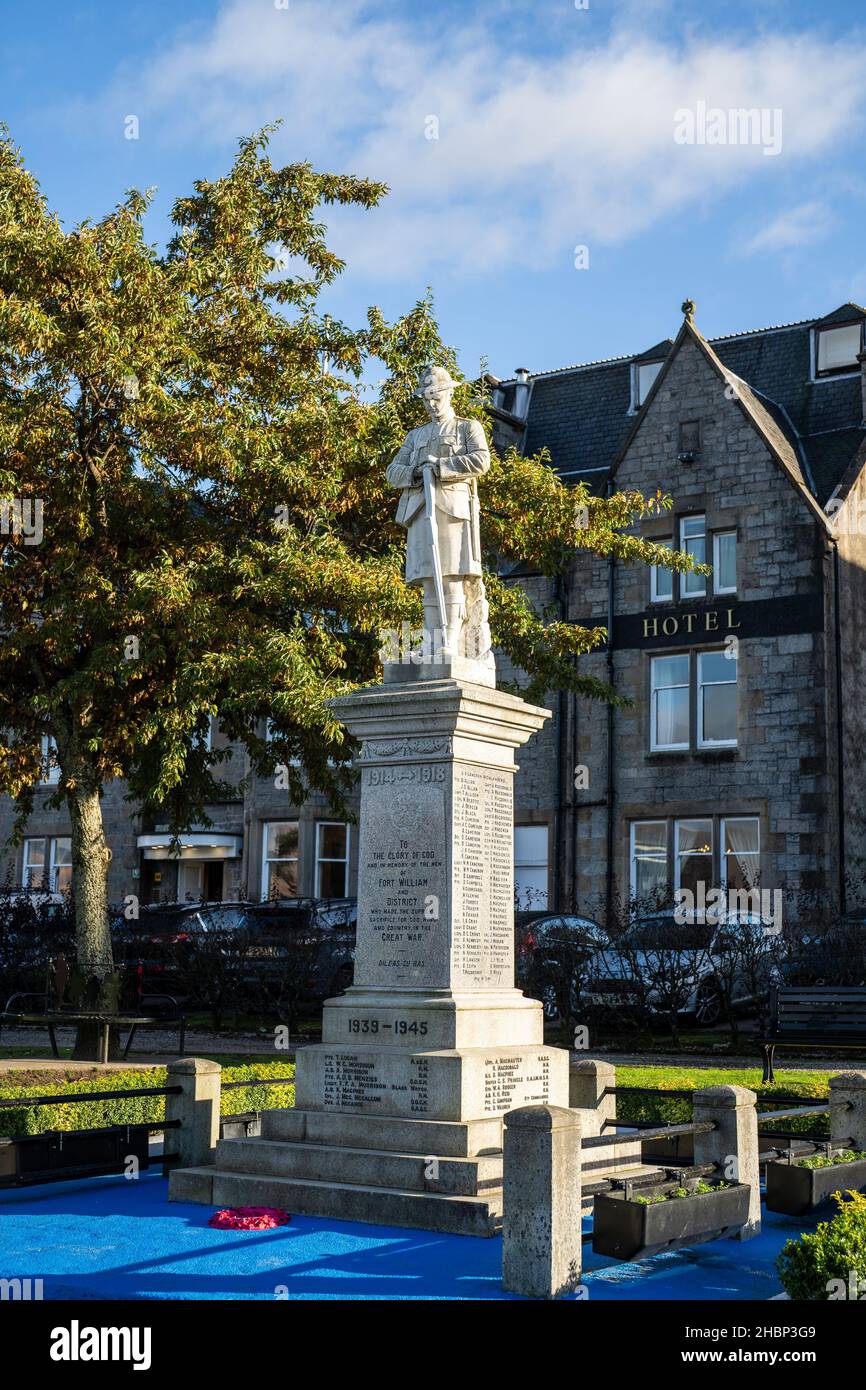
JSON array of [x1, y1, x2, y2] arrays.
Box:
[[515, 911, 609, 1021], [111, 901, 239, 1008], [782, 915, 866, 986], [236, 899, 357, 1004], [585, 910, 779, 1026], [112, 897, 357, 1011]]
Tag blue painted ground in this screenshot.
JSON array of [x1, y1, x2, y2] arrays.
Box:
[[0, 1172, 815, 1300]]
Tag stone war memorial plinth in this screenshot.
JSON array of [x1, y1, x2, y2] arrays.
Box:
[[170, 368, 569, 1233]]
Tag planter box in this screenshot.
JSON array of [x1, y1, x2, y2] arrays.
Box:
[[0, 1126, 150, 1187], [765, 1157, 866, 1217], [592, 1183, 751, 1261]]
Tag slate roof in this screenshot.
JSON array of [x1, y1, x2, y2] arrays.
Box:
[[514, 305, 866, 507]]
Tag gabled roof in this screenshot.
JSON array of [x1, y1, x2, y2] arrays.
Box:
[[517, 305, 866, 508], [610, 318, 827, 527]]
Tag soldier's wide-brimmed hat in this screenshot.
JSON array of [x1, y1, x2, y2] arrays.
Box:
[[415, 365, 460, 398]]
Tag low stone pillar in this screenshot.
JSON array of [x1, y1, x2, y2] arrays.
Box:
[[502, 1105, 583, 1299], [569, 1058, 615, 1136], [165, 1058, 222, 1168], [829, 1071, 866, 1151], [692, 1085, 760, 1239]]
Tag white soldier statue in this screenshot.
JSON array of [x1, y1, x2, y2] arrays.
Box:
[[386, 366, 495, 677]]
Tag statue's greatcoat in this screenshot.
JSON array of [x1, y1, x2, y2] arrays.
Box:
[[386, 417, 490, 583]]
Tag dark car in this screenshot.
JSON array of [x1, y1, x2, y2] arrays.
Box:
[[112, 897, 357, 1011], [111, 901, 242, 1008], [782, 915, 866, 986], [236, 899, 357, 1005], [515, 911, 608, 1021]]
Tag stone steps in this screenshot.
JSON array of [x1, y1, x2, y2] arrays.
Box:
[[260, 1106, 503, 1157], [214, 1136, 502, 1196], [170, 1165, 503, 1237], [169, 1106, 664, 1237]]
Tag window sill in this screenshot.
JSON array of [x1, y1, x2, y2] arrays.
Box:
[[645, 748, 739, 762]]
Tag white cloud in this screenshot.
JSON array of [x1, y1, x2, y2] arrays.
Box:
[[86, 0, 866, 280], [742, 200, 833, 256]]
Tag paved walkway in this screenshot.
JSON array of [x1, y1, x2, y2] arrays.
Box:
[[0, 1170, 809, 1300], [0, 1025, 284, 1056]]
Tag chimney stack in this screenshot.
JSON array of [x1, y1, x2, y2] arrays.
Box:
[[513, 367, 531, 420]]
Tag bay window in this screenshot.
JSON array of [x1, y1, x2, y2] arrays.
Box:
[[629, 817, 760, 903]]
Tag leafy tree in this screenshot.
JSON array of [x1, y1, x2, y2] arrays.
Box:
[[0, 124, 694, 1056]]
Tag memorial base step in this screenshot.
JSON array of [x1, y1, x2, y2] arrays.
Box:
[[213, 1136, 503, 1196], [169, 1165, 503, 1237], [260, 1106, 504, 1156]]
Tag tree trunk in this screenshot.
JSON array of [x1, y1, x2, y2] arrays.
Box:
[[67, 779, 117, 1060]]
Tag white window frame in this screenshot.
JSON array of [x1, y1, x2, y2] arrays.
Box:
[[720, 816, 761, 891], [680, 514, 707, 597], [712, 530, 737, 596], [650, 539, 674, 603], [630, 359, 664, 412], [40, 735, 60, 785], [514, 824, 549, 909], [674, 819, 714, 892], [315, 822, 350, 897], [650, 654, 690, 752], [23, 835, 71, 893], [260, 820, 300, 901], [812, 321, 863, 380], [629, 820, 668, 898], [697, 649, 738, 749]]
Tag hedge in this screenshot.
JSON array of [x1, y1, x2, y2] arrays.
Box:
[[0, 1061, 295, 1138], [616, 1066, 831, 1137]]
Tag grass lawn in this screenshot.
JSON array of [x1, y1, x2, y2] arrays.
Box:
[[618, 1064, 830, 1092]]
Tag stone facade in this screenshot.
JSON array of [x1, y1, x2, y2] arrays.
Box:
[[5, 307, 866, 926], [491, 309, 866, 924]]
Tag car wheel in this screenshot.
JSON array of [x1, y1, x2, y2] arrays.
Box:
[[694, 979, 722, 1026]]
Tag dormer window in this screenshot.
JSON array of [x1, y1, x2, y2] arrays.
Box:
[[815, 321, 863, 378], [633, 359, 663, 409]]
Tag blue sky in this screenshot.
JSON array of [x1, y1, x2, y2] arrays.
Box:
[[3, 0, 866, 384]]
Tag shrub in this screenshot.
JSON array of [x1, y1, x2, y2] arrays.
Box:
[[0, 1061, 295, 1137], [777, 1192, 866, 1300], [616, 1070, 830, 1137], [798, 1150, 866, 1170]]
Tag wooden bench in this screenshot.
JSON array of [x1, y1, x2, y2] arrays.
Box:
[[760, 986, 866, 1082]]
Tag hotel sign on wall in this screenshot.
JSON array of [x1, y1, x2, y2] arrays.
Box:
[[641, 606, 740, 641], [611, 594, 824, 650]]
